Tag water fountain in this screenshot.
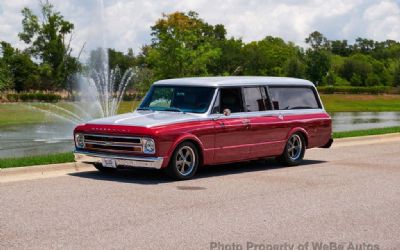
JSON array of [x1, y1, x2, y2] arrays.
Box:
[[0, 0, 137, 158]]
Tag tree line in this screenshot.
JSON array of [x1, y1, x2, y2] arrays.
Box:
[[1, 2, 400, 93]]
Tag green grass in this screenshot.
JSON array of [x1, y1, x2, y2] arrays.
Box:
[[320, 94, 400, 112], [0, 152, 74, 169], [0, 101, 140, 127], [333, 126, 400, 138], [0, 103, 48, 126]]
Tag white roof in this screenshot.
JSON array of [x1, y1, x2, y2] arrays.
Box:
[[154, 76, 314, 87]]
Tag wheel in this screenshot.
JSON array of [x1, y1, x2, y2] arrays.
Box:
[[278, 133, 306, 166], [166, 142, 199, 180], [93, 163, 117, 173]]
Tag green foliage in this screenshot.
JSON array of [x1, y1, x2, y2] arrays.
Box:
[[318, 86, 390, 94], [333, 127, 400, 139], [6, 92, 61, 102], [18, 1, 81, 91], [0, 152, 74, 168], [393, 63, 400, 86], [284, 57, 305, 78], [146, 11, 222, 79], [1, 41, 40, 92], [242, 37, 300, 76]]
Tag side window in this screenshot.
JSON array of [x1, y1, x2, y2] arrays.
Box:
[[243, 87, 271, 112], [217, 87, 244, 113], [269, 87, 320, 110]]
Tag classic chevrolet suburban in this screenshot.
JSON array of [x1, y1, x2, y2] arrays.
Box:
[[74, 77, 332, 179]]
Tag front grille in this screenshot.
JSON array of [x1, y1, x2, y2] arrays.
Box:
[[83, 134, 143, 154]]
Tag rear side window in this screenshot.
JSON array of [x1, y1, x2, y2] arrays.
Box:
[[243, 87, 271, 112], [269, 87, 320, 110]]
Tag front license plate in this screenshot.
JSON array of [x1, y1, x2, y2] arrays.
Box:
[[101, 158, 117, 168]]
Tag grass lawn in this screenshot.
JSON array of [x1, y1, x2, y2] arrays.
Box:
[[0, 152, 74, 169], [333, 126, 400, 138], [320, 94, 400, 112], [0, 101, 140, 127]]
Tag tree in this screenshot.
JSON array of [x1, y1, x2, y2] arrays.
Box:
[[338, 54, 373, 86], [242, 36, 300, 76], [146, 11, 221, 79], [305, 31, 329, 50], [393, 63, 400, 86], [284, 57, 305, 78], [18, 1, 81, 90], [330, 40, 351, 57], [305, 31, 331, 84], [0, 41, 40, 92]]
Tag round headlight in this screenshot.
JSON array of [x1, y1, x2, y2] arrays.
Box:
[[75, 134, 85, 149], [143, 138, 155, 154]]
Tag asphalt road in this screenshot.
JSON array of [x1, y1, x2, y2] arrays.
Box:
[[1, 135, 400, 250]]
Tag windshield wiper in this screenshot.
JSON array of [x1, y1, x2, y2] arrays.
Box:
[[163, 107, 185, 113], [137, 107, 153, 111]]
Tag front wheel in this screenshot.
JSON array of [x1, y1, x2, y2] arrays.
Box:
[[278, 133, 306, 166], [166, 142, 199, 180]]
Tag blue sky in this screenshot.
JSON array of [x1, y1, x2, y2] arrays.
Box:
[[0, 0, 399, 59]]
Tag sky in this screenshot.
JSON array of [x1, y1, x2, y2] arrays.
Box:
[[0, 0, 399, 59]]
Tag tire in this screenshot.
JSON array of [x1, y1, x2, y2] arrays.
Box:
[[93, 163, 117, 173], [166, 141, 199, 180], [278, 133, 306, 166]]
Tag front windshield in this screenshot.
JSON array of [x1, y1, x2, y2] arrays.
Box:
[[139, 85, 216, 113]]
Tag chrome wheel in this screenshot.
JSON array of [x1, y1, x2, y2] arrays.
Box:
[[175, 146, 196, 176], [287, 134, 302, 160]]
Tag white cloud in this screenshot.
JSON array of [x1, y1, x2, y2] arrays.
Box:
[[0, 0, 399, 60]]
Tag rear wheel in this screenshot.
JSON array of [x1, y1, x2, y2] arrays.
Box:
[[166, 142, 199, 180], [93, 163, 117, 173], [278, 133, 305, 166]]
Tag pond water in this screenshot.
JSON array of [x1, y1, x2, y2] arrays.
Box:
[[0, 123, 75, 159], [332, 112, 400, 132], [0, 111, 399, 158]]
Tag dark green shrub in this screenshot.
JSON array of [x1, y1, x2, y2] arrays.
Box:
[[318, 86, 391, 94]]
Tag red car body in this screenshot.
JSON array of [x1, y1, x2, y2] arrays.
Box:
[[74, 77, 332, 178]]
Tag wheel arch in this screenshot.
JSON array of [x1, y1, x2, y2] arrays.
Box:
[[163, 134, 204, 168], [286, 127, 309, 148]]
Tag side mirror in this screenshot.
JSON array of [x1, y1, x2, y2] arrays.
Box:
[[223, 109, 231, 116]]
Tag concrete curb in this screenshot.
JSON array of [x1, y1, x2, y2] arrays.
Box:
[[0, 162, 94, 183]]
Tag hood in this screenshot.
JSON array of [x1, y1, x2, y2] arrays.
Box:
[[86, 111, 203, 128]]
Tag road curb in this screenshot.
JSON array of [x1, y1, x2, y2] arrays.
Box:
[[0, 162, 93, 183]]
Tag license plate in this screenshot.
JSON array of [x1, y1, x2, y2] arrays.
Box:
[[101, 158, 117, 168]]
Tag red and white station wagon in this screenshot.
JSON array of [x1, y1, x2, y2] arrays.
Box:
[[74, 77, 333, 179]]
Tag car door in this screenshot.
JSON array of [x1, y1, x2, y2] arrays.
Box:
[[243, 86, 288, 158], [211, 88, 251, 163]]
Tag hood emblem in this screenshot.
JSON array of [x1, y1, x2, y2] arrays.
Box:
[[90, 127, 130, 133]]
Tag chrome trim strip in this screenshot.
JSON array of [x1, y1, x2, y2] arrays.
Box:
[[82, 134, 142, 141], [85, 140, 142, 147], [74, 150, 164, 169]]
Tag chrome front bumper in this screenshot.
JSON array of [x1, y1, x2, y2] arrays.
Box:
[[74, 150, 164, 169]]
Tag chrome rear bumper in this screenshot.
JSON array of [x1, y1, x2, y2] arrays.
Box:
[[74, 150, 164, 169]]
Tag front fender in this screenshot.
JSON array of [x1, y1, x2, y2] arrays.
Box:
[[161, 133, 205, 168]]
